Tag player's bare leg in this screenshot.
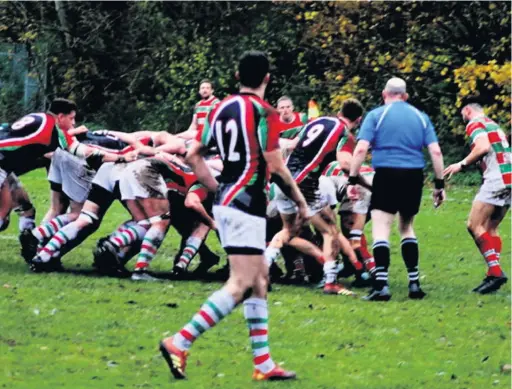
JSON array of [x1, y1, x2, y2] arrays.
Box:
[[468, 201, 508, 294], [0, 181, 13, 232]]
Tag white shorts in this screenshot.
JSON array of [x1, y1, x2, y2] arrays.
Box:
[[319, 176, 339, 208], [48, 148, 95, 203], [266, 199, 279, 219], [0, 168, 8, 187], [212, 205, 266, 254], [119, 159, 167, 201], [273, 184, 325, 217], [475, 179, 511, 207], [340, 175, 374, 215], [92, 162, 127, 193]]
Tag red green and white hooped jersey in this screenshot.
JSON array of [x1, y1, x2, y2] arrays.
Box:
[[194, 96, 220, 133], [148, 157, 198, 196], [322, 161, 374, 178], [0, 113, 75, 175], [466, 116, 511, 188], [275, 112, 308, 139], [198, 93, 280, 217]]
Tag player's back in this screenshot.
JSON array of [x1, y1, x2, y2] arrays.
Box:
[[287, 116, 346, 184], [0, 113, 60, 174], [204, 93, 273, 217]]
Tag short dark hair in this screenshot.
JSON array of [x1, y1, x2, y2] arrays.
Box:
[[238, 51, 269, 88], [200, 79, 214, 88], [460, 95, 483, 110], [341, 98, 364, 122], [48, 98, 77, 115]]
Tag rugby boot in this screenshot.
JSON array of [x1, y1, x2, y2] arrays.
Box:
[[19, 229, 39, 263], [159, 337, 188, 380], [252, 365, 297, 381], [362, 286, 392, 301], [408, 282, 427, 299], [473, 275, 508, 294]]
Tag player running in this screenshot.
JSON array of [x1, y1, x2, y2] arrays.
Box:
[[265, 99, 365, 295], [159, 51, 306, 381], [444, 98, 510, 294]]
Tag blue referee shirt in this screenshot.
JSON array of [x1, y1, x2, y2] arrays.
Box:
[[357, 101, 438, 169]]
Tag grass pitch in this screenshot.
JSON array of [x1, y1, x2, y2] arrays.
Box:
[[0, 169, 510, 389]]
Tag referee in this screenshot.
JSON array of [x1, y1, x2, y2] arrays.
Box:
[[347, 77, 446, 301]]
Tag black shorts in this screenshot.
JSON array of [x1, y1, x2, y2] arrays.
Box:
[[370, 168, 424, 217]]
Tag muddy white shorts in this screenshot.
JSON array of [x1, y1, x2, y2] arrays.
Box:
[[48, 148, 95, 203], [475, 179, 511, 207], [212, 205, 266, 255], [119, 159, 168, 201]]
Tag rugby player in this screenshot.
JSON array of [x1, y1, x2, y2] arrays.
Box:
[[444, 97, 510, 294], [275, 96, 307, 157], [177, 79, 220, 141], [159, 51, 306, 381], [265, 99, 365, 296]]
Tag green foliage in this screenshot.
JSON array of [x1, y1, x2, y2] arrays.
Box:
[[0, 1, 510, 153], [0, 170, 510, 388]]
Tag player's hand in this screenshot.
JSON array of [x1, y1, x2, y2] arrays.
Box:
[[443, 163, 462, 180], [123, 151, 139, 162], [68, 125, 89, 136], [297, 202, 309, 225], [347, 184, 359, 200], [433, 188, 446, 208]]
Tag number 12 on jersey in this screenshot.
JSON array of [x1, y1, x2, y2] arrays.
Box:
[[215, 119, 241, 162]]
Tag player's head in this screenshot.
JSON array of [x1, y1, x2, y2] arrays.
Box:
[[277, 96, 294, 120], [48, 98, 77, 131], [460, 96, 484, 123], [382, 77, 408, 102], [237, 51, 270, 90], [339, 98, 364, 129], [199, 79, 214, 99]]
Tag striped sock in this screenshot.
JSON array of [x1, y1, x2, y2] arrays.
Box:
[[244, 297, 276, 374], [33, 214, 74, 242], [173, 288, 236, 351], [401, 237, 420, 284], [38, 223, 80, 262], [134, 227, 165, 270], [476, 232, 502, 277], [373, 240, 390, 290], [176, 236, 203, 269], [493, 235, 502, 261], [109, 221, 148, 250], [349, 229, 363, 241], [360, 234, 376, 274]]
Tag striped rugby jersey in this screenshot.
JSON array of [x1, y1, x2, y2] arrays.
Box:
[[194, 96, 220, 133], [275, 112, 308, 139], [198, 93, 280, 217], [466, 116, 511, 188], [286, 116, 348, 196], [0, 113, 75, 175]]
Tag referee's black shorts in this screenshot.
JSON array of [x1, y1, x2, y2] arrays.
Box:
[[370, 167, 424, 217]]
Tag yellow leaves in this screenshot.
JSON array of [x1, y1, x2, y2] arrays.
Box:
[[440, 68, 449, 76], [398, 53, 415, 73], [420, 60, 432, 72], [304, 11, 319, 21], [329, 75, 363, 110], [20, 31, 37, 42]]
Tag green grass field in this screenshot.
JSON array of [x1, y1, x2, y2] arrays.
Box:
[[0, 169, 510, 389]]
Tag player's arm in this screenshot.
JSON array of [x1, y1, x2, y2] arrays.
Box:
[[443, 136, 490, 179], [278, 137, 300, 151], [337, 149, 372, 191], [346, 140, 370, 200], [264, 149, 308, 214], [185, 140, 218, 192], [184, 191, 216, 230]]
